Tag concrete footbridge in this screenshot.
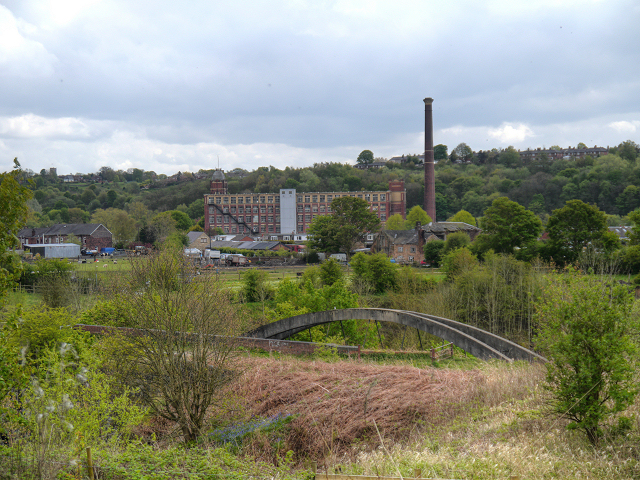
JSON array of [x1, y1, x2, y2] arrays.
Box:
[[245, 308, 546, 362]]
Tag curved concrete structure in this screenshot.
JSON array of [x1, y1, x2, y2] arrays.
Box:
[[245, 308, 546, 362]]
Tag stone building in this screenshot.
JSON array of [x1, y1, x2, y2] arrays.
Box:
[[204, 169, 406, 236], [18, 224, 113, 251]]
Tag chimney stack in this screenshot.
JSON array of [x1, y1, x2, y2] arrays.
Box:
[[423, 98, 436, 222]]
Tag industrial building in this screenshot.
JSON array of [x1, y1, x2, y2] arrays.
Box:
[[203, 171, 406, 236]]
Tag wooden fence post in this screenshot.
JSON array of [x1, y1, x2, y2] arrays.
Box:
[[86, 447, 95, 480]]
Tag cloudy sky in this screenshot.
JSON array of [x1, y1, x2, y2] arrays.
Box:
[[1, 0, 639, 175]]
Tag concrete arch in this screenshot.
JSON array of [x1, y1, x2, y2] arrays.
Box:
[[245, 308, 546, 362]]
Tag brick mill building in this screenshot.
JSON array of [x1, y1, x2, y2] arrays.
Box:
[[204, 169, 406, 236]]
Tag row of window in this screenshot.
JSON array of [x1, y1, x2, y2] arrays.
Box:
[[220, 225, 281, 234], [210, 215, 280, 224], [396, 246, 417, 253], [208, 206, 279, 214], [208, 195, 280, 205], [297, 193, 387, 203]]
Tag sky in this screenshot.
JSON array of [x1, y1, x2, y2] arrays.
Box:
[[0, 0, 639, 176]]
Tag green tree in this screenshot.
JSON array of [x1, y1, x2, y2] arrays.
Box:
[[404, 205, 432, 228], [307, 197, 380, 258], [546, 200, 611, 264], [453, 142, 473, 162], [91, 208, 138, 245], [448, 209, 476, 226], [356, 150, 374, 165], [320, 258, 343, 286], [350, 252, 398, 294], [535, 273, 638, 445], [423, 239, 445, 267], [475, 197, 542, 254], [617, 140, 639, 162], [443, 231, 471, 253], [499, 146, 521, 167], [385, 214, 405, 230], [434, 144, 448, 161], [627, 209, 640, 245], [0, 159, 33, 303]]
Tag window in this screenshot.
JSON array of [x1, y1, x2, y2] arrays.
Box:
[[276, 226, 281, 233], [367, 234, 374, 241], [275, 196, 280, 204], [216, 197, 222, 204], [253, 196, 259, 204], [268, 226, 274, 233], [217, 216, 223, 223], [298, 224, 304, 232], [200, 238, 207, 243], [305, 205, 310, 212], [223, 197, 229, 204], [261, 216, 266, 223], [271, 235, 278, 240], [305, 214, 311, 222], [304, 195, 310, 202], [238, 197, 243, 204], [297, 205, 303, 212], [208, 206, 214, 214], [373, 194, 378, 201], [209, 216, 214, 223], [208, 197, 214, 204], [260, 225, 266, 232], [260, 206, 266, 213], [319, 195, 325, 202], [298, 215, 303, 222], [319, 206, 325, 212], [260, 196, 266, 204], [223, 216, 229, 224], [381, 214, 386, 221], [268, 215, 273, 222], [275, 207, 280, 214], [284, 236, 290, 241], [268, 206, 273, 213], [253, 206, 259, 213], [365, 194, 370, 201], [267, 196, 273, 203], [380, 204, 386, 211], [246, 197, 252, 204], [312, 195, 317, 202], [238, 206, 244, 213], [380, 194, 386, 201], [410, 247, 416, 253], [253, 215, 258, 223], [327, 195, 333, 202], [230, 207, 236, 214], [398, 247, 403, 252], [230, 197, 236, 203], [357, 194, 363, 199], [312, 206, 318, 212], [231, 226, 237, 233], [409, 256, 414, 262]]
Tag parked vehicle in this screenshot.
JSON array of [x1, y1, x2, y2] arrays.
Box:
[[226, 254, 251, 266]]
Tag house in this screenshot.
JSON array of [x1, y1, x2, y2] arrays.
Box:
[[18, 224, 113, 251], [372, 222, 481, 264], [373, 226, 425, 264], [186, 231, 211, 252]]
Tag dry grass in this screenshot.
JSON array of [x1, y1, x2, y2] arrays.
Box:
[[226, 357, 640, 478], [230, 357, 539, 461]]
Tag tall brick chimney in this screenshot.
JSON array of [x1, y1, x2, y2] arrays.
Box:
[[423, 97, 436, 222]]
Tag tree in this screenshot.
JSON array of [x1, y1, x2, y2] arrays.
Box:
[[535, 273, 638, 445], [453, 143, 473, 162], [108, 249, 243, 442], [91, 208, 137, 245], [448, 210, 476, 226], [475, 197, 542, 254], [434, 144, 448, 161], [498, 146, 521, 168], [423, 239, 445, 267], [627, 209, 640, 245], [307, 196, 380, 258], [320, 258, 343, 286], [404, 205, 432, 228], [617, 140, 639, 162], [576, 142, 587, 149], [356, 150, 374, 165], [0, 159, 32, 303], [385, 214, 405, 230], [546, 200, 610, 264], [350, 252, 398, 294], [443, 231, 471, 253]]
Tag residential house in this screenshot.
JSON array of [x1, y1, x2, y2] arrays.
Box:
[[186, 231, 211, 252], [18, 224, 113, 251]]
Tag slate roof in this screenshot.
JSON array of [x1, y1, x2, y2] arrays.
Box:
[[379, 229, 420, 245], [187, 231, 208, 243], [209, 240, 282, 251], [211, 169, 226, 181], [18, 224, 111, 237]]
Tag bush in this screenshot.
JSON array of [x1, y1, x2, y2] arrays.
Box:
[[242, 269, 273, 303], [350, 252, 398, 294], [535, 272, 638, 445], [320, 258, 343, 286]]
